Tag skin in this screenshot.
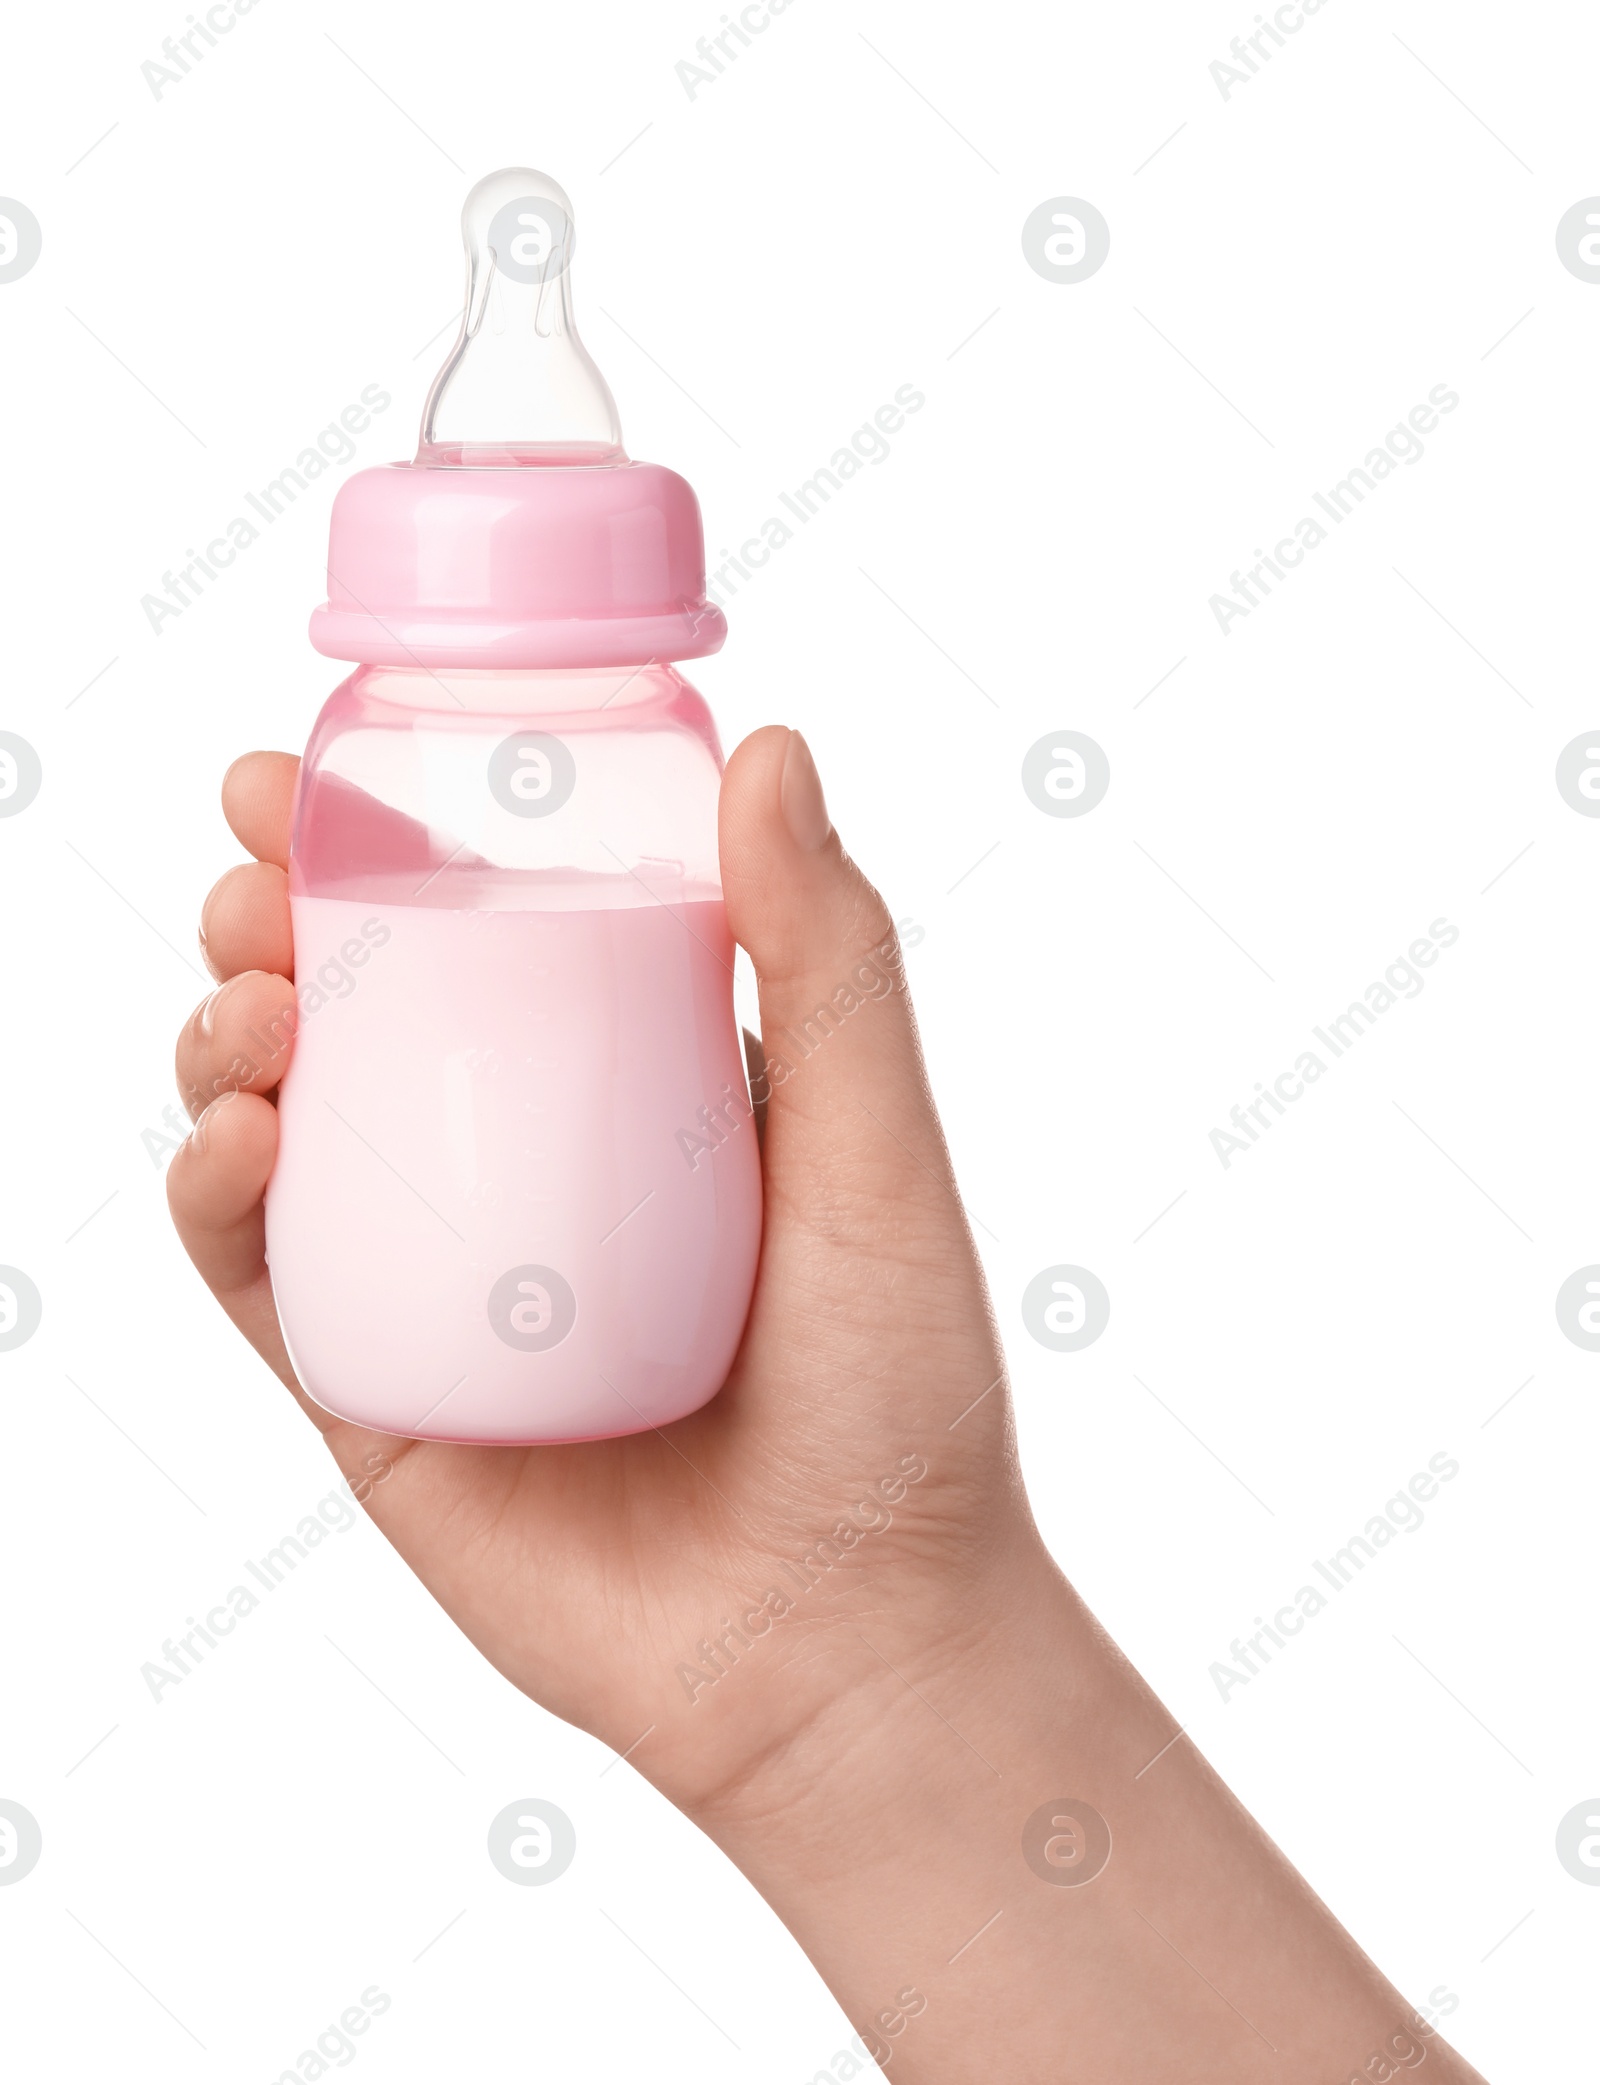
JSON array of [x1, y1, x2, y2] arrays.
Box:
[[169, 727, 1489, 2083]]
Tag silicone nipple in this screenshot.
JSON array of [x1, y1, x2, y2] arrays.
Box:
[[417, 168, 625, 468]]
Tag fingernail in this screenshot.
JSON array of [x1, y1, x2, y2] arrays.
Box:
[[780, 730, 831, 852]]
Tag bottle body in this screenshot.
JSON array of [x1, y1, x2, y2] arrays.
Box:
[[264, 663, 761, 1443]]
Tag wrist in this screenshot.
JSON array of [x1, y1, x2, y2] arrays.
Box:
[[679, 1549, 1104, 2055], [687, 1543, 1084, 1847]]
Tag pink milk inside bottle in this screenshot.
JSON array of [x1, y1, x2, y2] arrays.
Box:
[[263, 169, 761, 1444]]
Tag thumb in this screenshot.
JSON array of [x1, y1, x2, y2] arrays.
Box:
[[718, 727, 960, 1236]]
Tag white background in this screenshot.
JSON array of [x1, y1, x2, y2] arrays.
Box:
[[1, 0, 1596, 2077]]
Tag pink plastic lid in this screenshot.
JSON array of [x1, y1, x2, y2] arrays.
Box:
[[309, 170, 727, 670]]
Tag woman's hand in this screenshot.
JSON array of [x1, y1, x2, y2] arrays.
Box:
[[167, 726, 1489, 2083], [168, 725, 1033, 1818]]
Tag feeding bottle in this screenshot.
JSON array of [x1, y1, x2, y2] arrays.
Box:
[[264, 169, 762, 1444]]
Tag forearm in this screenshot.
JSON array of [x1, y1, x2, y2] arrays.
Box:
[[690, 1556, 1487, 2084]]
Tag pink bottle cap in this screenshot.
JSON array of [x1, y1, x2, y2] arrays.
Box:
[[310, 170, 727, 671]]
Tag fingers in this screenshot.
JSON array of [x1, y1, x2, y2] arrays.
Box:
[[222, 751, 298, 868], [168, 1038, 409, 1474], [719, 728, 959, 1237], [166, 1091, 306, 1400], [176, 970, 298, 1118], [200, 861, 292, 982]]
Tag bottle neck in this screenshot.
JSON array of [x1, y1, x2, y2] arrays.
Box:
[[347, 661, 686, 720]]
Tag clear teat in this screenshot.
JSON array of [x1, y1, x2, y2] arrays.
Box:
[[416, 169, 626, 468]]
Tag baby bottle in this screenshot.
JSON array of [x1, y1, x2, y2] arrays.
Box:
[[263, 169, 762, 1444]]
